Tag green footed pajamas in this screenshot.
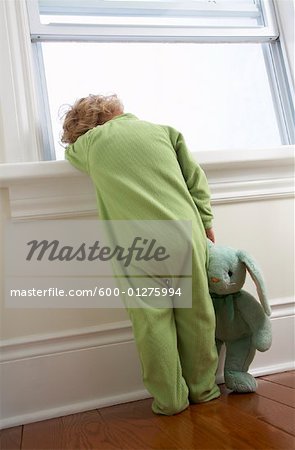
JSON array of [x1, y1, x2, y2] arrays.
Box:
[[66, 113, 220, 415]]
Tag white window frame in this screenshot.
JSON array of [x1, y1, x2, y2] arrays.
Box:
[[0, 0, 294, 165], [26, 0, 279, 42]]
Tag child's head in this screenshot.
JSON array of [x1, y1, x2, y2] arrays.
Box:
[[61, 94, 124, 144]]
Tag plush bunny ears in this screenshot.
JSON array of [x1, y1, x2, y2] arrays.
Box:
[[237, 250, 271, 316]]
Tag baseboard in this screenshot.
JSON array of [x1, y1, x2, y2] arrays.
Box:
[[215, 361, 295, 384], [0, 388, 151, 430], [0, 299, 294, 430]]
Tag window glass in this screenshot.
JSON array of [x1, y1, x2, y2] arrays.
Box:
[[40, 14, 259, 27], [38, 0, 263, 28], [41, 42, 282, 160]]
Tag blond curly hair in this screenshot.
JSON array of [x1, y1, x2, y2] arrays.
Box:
[[61, 94, 123, 144]]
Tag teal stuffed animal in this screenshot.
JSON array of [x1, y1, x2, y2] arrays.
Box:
[[207, 240, 272, 393]]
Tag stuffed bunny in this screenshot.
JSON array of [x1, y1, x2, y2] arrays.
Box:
[[207, 240, 272, 393]]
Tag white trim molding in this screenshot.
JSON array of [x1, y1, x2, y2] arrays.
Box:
[[0, 146, 294, 221], [0, 297, 293, 364], [0, 297, 294, 429], [269, 296, 295, 319], [26, 0, 279, 43], [0, 321, 134, 364], [0, 321, 149, 430]]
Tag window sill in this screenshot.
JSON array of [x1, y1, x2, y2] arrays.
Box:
[[0, 146, 294, 220]]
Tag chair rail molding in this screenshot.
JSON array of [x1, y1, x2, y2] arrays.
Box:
[[0, 146, 294, 221]]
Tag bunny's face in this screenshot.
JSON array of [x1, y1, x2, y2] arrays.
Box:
[[206, 240, 271, 316], [207, 245, 246, 295]]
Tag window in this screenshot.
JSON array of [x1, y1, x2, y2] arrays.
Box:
[[25, 0, 294, 160], [42, 42, 282, 160]]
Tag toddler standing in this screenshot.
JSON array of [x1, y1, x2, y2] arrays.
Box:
[[62, 94, 220, 415]]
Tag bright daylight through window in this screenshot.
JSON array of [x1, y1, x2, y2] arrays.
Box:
[[42, 42, 282, 160], [26, 0, 294, 160]]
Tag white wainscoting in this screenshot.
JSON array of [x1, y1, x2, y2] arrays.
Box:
[[0, 297, 294, 429], [0, 148, 294, 429]]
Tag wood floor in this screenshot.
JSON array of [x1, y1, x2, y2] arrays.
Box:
[[1, 371, 294, 450]]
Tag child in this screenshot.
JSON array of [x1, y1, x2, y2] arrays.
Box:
[[62, 94, 220, 415]]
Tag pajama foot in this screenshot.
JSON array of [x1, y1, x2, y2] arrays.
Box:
[[151, 399, 189, 416]]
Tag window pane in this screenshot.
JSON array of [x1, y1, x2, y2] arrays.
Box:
[[41, 14, 259, 27], [38, 0, 263, 27], [41, 42, 282, 160]]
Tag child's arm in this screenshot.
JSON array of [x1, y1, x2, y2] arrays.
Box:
[[64, 133, 90, 174], [205, 227, 215, 243], [166, 127, 214, 232]]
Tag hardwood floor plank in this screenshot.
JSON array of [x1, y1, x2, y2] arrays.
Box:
[[261, 371, 295, 389], [257, 379, 295, 408], [220, 385, 295, 436], [61, 409, 116, 450], [21, 416, 64, 450], [98, 398, 180, 449], [0, 426, 22, 450], [156, 398, 295, 450], [22, 410, 111, 450], [99, 396, 295, 450]]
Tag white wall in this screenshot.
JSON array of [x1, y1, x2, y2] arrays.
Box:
[[214, 198, 294, 301]]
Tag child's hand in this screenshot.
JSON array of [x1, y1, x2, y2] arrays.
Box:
[[206, 228, 215, 243]]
